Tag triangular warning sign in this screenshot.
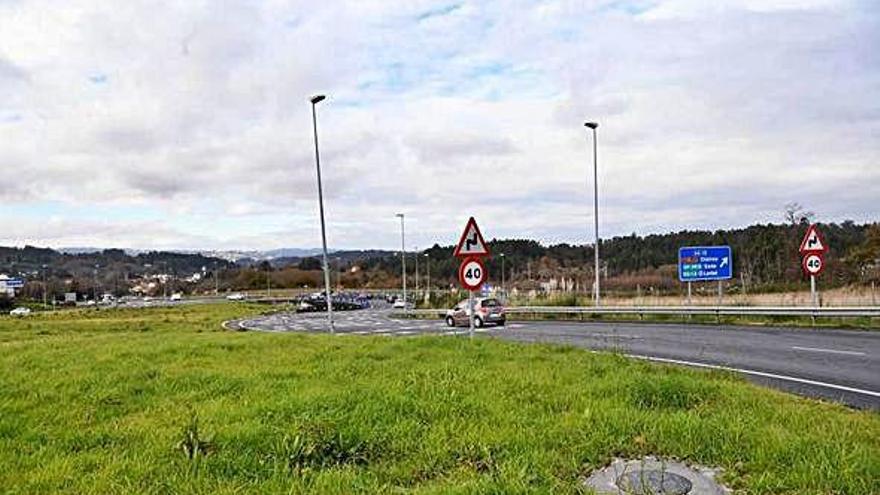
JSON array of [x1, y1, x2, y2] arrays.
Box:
[[453, 217, 490, 258], [799, 224, 827, 254]]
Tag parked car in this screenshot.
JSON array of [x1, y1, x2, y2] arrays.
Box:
[[226, 293, 246, 301], [445, 298, 505, 327], [170, 293, 182, 301], [392, 299, 407, 309], [9, 307, 31, 316]]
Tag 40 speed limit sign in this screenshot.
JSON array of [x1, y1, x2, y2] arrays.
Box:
[[458, 257, 487, 291], [802, 253, 825, 276]]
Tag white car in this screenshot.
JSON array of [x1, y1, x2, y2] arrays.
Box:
[[170, 293, 182, 301], [226, 293, 246, 301], [9, 307, 31, 316], [392, 299, 408, 309]]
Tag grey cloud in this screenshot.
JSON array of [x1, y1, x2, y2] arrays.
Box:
[[406, 133, 517, 162]]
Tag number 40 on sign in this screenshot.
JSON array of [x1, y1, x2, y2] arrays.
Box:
[[459, 257, 486, 291]]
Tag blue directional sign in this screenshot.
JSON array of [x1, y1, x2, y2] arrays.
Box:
[[678, 246, 732, 282], [3, 278, 24, 288]]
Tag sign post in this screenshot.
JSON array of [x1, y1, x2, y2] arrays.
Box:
[[454, 217, 490, 338], [678, 246, 733, 307], [799, 225, 827, 308]]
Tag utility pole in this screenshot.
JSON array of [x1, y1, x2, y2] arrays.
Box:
[[309, 94, 334, 333], [266, 262, 271, 298], [42, 264, 48, 308], [424, 253, 430, 302], [396, 213, 407, 311], [585, 121, 601, 307], [500, 253, 506, 300]]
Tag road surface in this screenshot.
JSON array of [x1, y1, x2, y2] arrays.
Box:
[[226, 308, 880, 409]]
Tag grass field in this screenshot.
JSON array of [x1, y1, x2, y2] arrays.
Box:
[[1, 304, 878, 494]]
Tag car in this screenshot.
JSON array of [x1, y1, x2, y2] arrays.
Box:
[[170, 293, 182, 301], [9, 307, 31, 316], [392, 299, 408, 309], [445, 298, 505, 328], [226, 293, 246, 301]]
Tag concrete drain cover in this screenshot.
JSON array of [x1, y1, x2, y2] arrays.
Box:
[[617, 470, 692, 494], [584, 456, 731, 495]]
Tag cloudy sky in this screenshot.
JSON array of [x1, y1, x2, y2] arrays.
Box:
[[1, 0, 878, 251]]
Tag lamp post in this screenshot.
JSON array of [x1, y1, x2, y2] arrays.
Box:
[[396, 213, 407, 311], [424, 253, 430, 302], [414, 246, 419, 296], [42, 264, 48, 308], [310, 94, 334, 333], [266, 262, 271, 298], [585, 121, 601, 307], [499, 253, 505, 301]]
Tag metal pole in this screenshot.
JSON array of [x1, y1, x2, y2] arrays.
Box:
[[687, 281, 692, 306], [468, 290, 475, 339], [589, 124, 601, 307], [810, 275, 817, 307], [214, 262, 219, 295], [266, 264, 271, 298], [718, 280, 722, 306], [415, 248, 419, 296], [872, 281, 876, 306], [501, 254, 506, 301], [397, 214, 407, 312], [425, 254, 430, 303], [42, 265, 47, 308], [310, 96, 334, 333]]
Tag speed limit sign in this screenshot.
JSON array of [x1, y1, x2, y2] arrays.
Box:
[[458, 257, 487, 291], [802, 253, 824, 276]]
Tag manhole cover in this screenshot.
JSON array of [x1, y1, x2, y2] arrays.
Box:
[[617, 469, 693, 494], [583, 457, 731, 494]]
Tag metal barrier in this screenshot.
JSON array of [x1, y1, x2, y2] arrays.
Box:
[[393, 306, 880, 319]]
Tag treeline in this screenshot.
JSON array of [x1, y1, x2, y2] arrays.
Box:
[[2, 220, 878, 300], [351, 221, 879, 292]]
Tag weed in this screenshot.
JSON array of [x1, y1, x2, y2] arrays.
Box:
[[177, 411, 214, 461]]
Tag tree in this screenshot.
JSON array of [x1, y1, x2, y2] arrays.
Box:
[[297, 257, 322, 271], [784, 202, 815, 226]]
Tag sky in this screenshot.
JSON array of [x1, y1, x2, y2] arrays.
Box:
[[1, 0, 878, 251]]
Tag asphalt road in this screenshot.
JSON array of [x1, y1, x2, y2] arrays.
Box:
[[226, 308, 880, 410]]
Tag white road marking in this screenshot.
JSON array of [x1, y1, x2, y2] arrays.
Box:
[[396, 330, 415, 335], [625, 354, 880, 398], [791, 346, 866, 356]]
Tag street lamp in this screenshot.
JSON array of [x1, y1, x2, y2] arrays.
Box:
[[585, 121, 601, 307], [310, 93, 334, 332], [396, 213, 407, 310], [499, 253, 505, 300], [414, 246, 419, 295], [424, 253, 430, 302], [42, 264, 48, 308]]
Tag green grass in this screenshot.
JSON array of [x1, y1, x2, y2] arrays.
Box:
[[0, 305, 878, 494]]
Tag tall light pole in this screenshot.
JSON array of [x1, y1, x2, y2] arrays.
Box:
[[499, 253, 505, 300], [396, 213, 407, 310], [310, 94, 334, 332], [213, 261, 219, 295], [424, 253, 430, 302], [585, 121, 601, 307], [414, 246, 419, 295], [42, 264, 48, 308]]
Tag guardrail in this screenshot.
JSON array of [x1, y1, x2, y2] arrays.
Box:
[[393, 306, 880, 319]]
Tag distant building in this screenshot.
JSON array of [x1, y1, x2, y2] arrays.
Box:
[[0, 274, 21, 297]]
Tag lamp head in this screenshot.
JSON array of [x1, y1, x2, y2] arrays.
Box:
[[310, 94, 326, 104], [584, 122, 598, 129]]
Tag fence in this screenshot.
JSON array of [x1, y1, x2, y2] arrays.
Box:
[[393, 306, 880, 319]]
